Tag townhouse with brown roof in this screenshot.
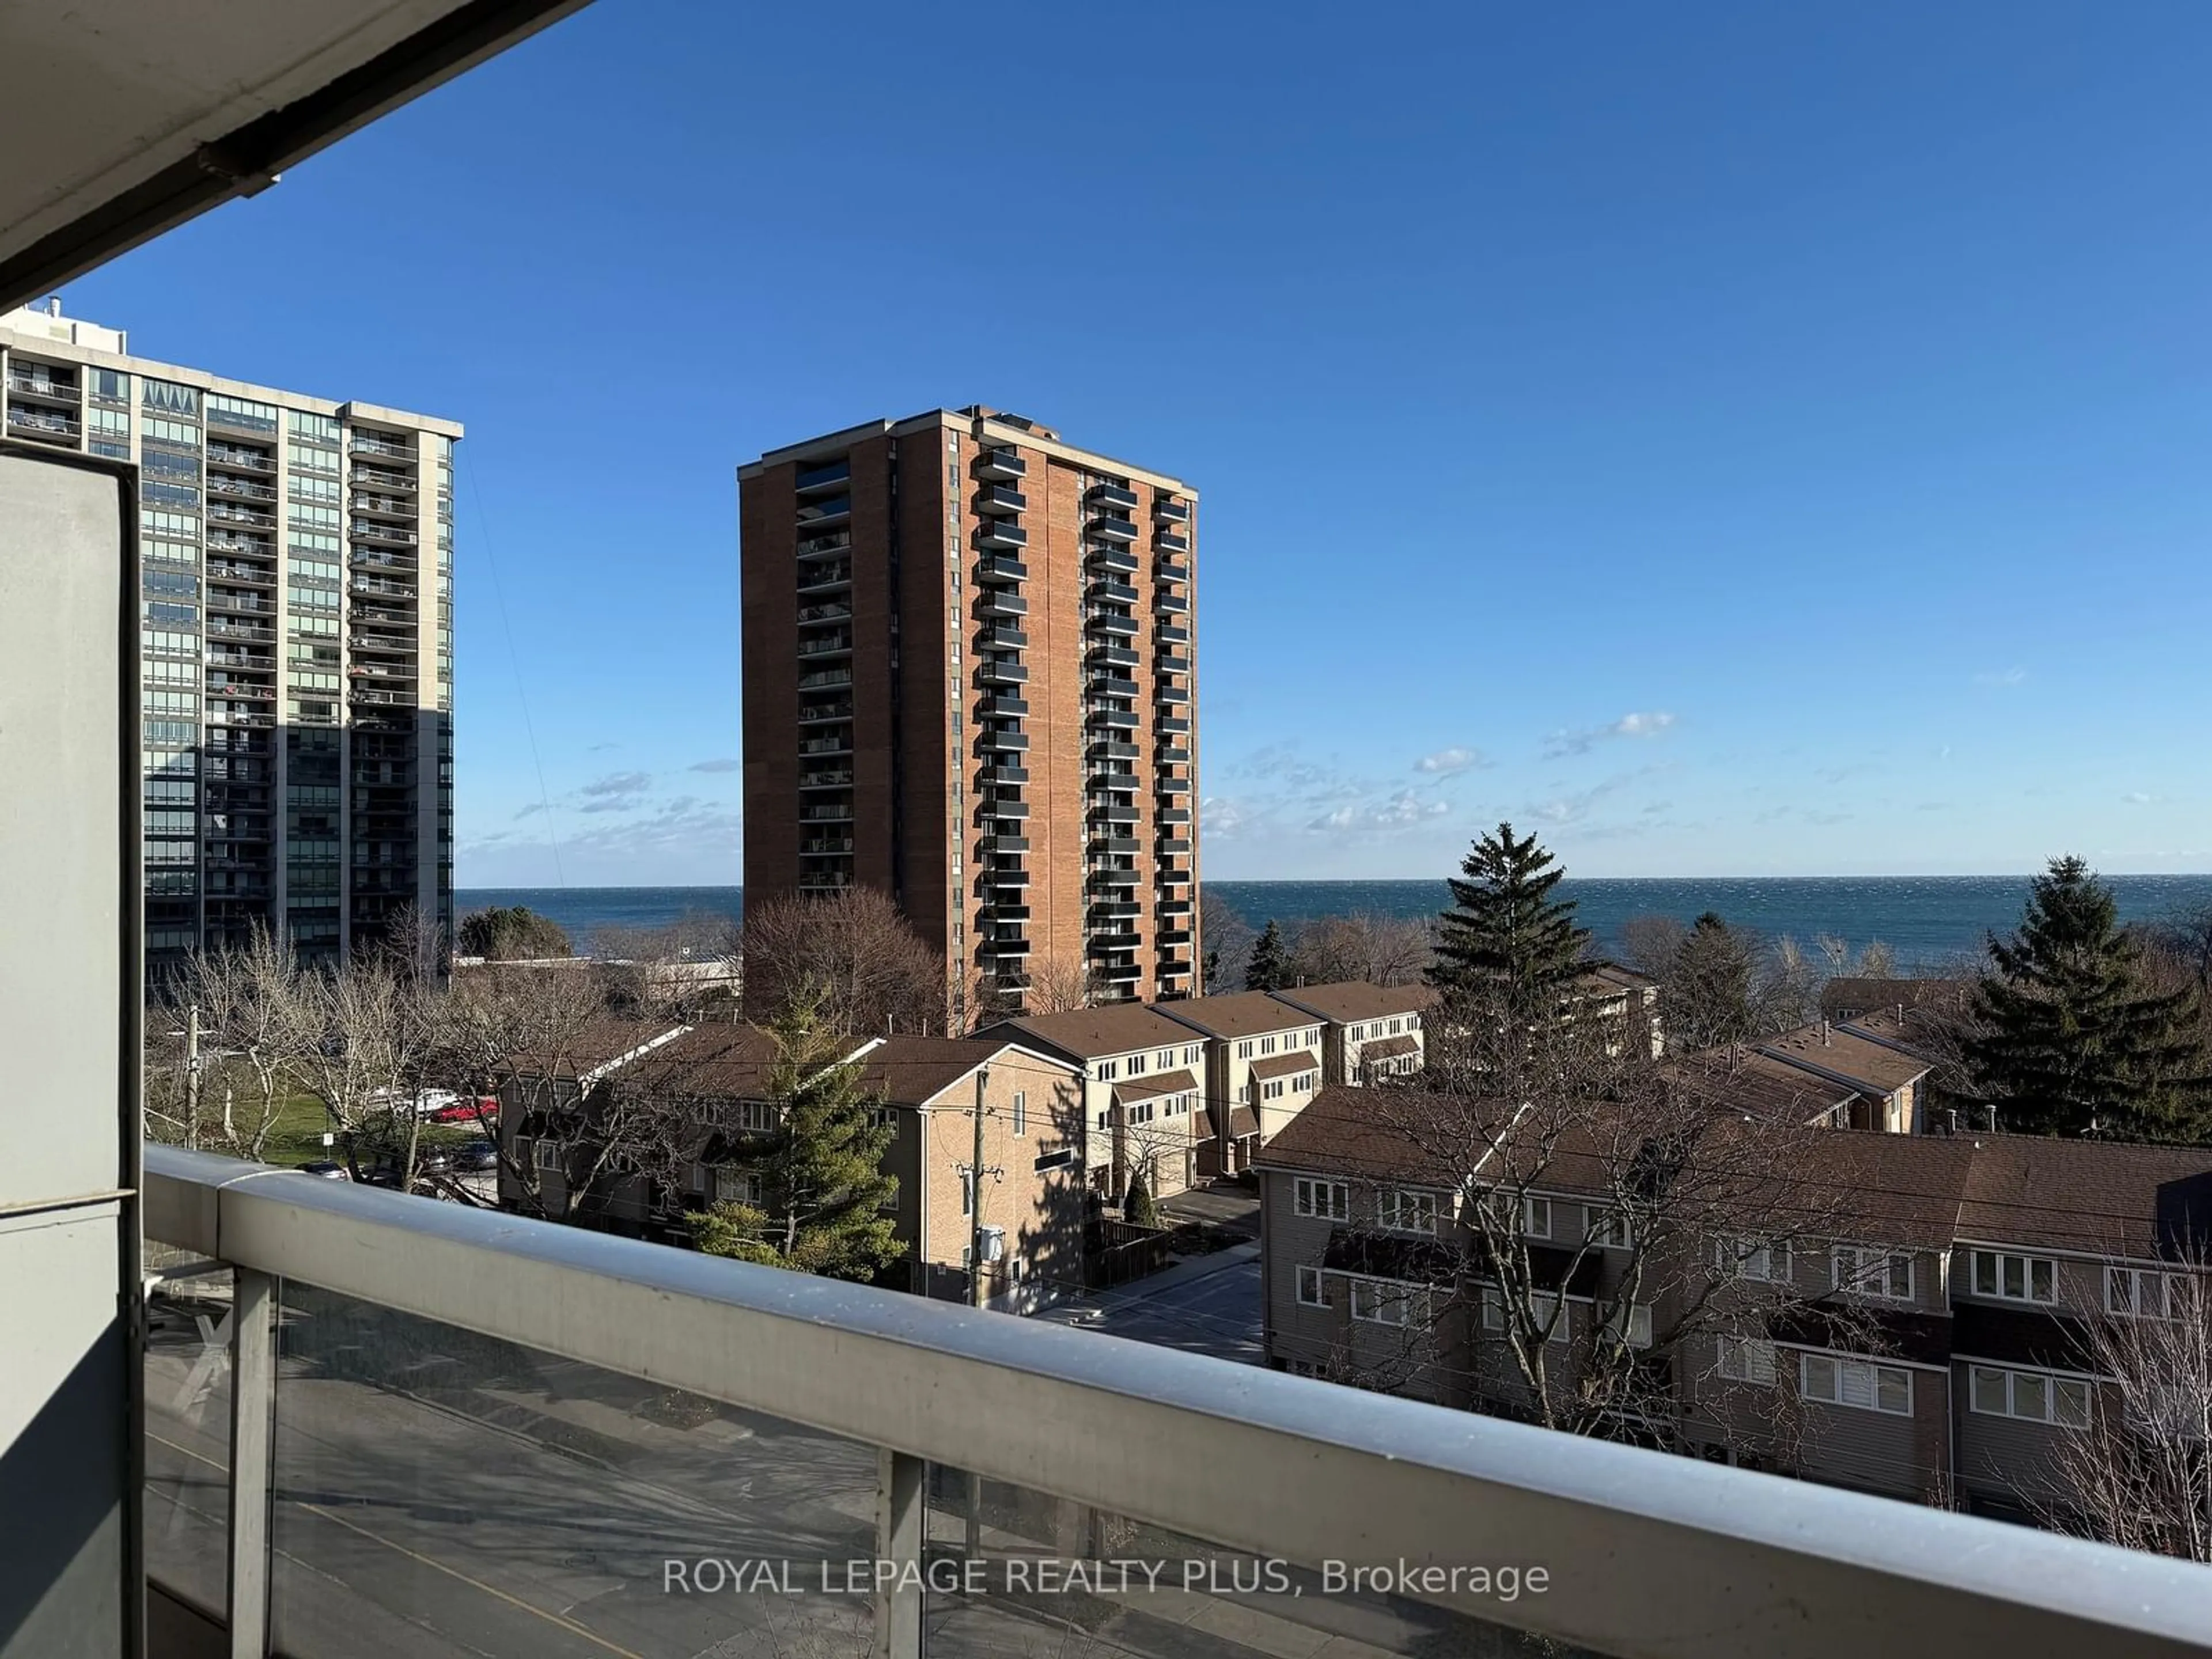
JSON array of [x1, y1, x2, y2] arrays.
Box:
[[1267, 981, 1434, 1086], [1821, 976, 1971, 1022], [1154, 991, 1327, 1177], [1687, 1021, 1937, 1134], [498, 1021, 1088, 1312], [1256, 1084, 2212, 1527], [978, 1003, 1209, 1202]]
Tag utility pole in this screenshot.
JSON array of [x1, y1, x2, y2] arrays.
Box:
[[969, 1065, 990, 1308], [184, 1003, 202, 1150]]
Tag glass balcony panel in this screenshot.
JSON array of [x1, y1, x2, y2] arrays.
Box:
[[143, 1255, 236, 1625], [268, 1283, 877, 1658]]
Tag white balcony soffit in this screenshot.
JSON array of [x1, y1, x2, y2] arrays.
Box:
[[0, 0, 593, 309]]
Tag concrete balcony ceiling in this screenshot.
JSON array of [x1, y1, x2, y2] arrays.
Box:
[[0, 0, 593, 306]]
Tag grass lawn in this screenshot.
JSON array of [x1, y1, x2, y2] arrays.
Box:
[[259, 1094, 487, 1166]]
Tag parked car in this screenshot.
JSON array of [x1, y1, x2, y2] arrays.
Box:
[[416, 1147, 453, 1175], [456, 1139, 499, 1173], [294, 1161, 350, 1180], [429, 1096, 496, 1125]]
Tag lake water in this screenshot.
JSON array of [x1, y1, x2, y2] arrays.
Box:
[[457, 874, 2212, 967]]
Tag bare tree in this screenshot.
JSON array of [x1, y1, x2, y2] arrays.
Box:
[[1021, 949, 1104, 1016], [1357, 1036, 1878, 1460], [596, 914, 742, 1022], [294, 946, 444, 1188], [1199, 891, 1256, 994], [742, 886, 946, 1035], [2049, 1262, 2212, 1560], [1286, 914, 1433, 988], [179, 925, 311, 1161]]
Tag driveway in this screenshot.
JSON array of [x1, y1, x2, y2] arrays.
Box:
[[1036, 1245, 1263, 1365]]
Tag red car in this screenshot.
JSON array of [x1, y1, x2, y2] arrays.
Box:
[[430, 1097, 498, 1125]]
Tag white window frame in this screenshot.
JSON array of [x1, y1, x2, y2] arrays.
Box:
[[1717, 1234, 1791, 1283], [1294, 1177, 1349, 1221], [1798, 1353, 1912, 1416], [1970, 1364, 2091, 1430], [1522, 1195, 1552, 1239], [2105, 1266, 2178, 1319], [530, 1138, 561, 1174], [1349, 1278, 1412, 1327], [1604, 1301, 1654, 1350], [1971, 1248, 2056, 1305], [1584, 1205, 1633, 1250], [1382, 1188, 1438, 1236], [1012, 1090, 1027, 1138], [1831, 1243, 1914, 1302], [1296, 1266, 1327, 1306], [1718, 1336, 1777, 1386], [713, 1166, 762, 1207]]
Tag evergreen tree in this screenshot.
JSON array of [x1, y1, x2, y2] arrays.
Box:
[[457, 904, 571, 961], [1124, 1168, 1158, 1228], [1427, 823, 1591, 1022], [685, 993, 902, 1278], [1666, 912, 1758, 1051], [1245, 921, 1289, 992], [1967, 857, 2211, 1140]]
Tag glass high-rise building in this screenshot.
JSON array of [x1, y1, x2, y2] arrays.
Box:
[[2, 301, 458, 978]]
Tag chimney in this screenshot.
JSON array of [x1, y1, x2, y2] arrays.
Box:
[[1821, 1018, 1831, 1047], [1943, 1107, 1959, 1137]]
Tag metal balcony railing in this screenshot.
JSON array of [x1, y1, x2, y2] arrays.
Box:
[[130, 1143, 2212, 1659]]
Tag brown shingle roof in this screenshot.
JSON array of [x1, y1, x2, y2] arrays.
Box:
[[1256, 1086, 1983, 1249], [1112, 1068, 1196, 1104], [1157, 990, 1315, 1038], [1820, 977, 1969, 1020], [622, 1022, 781, 1097], [1678, 1050, 1862, 1124], [521, 1018, 691, 1079], [1957, 1135, 2212, 1260], [1361, 1034, 1421, 1060], [1269, 981, 1436, 1024], [855, 1036, 1022, 1107], [1758, 1024, 1931, 1096], [1248, 1050, 1320, 1081], [988, 1005, 1202, 1060]]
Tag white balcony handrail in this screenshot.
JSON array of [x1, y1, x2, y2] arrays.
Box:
[[140, 1142, 2212, 1659]]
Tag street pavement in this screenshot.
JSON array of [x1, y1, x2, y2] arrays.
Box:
[[1035, 1248, 1264, 1365], [141, 1274, 1483, 1659]]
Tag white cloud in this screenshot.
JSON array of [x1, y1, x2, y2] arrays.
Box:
[[1974, 668, 2028, 687], [688, 757, 741, 774], [2122, 791, 2163, 806], [1544, 711, 1676, 759], [1414, 745, 1483, 775], [1308, 790, 1451, 835]]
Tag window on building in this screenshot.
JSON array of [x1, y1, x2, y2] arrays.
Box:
[[1522, 1195, 1552, 1239], [1296, 1266, 1326, 1306], [1236, 1040, 1253, 1060], [2106, 1266, 2179, 1319], [1012, 1090, 1026, 1137], [1382, 1190, 1438, 1234], [1584, 1206, 1633, 1249], [1831, 1244, 1915, 1302], [1097, 1059, 1119, 1081], [1349, 1279, 1410, 1326], [1262, 1078, 1285, 1102], [1970, 1365, 2090, 1429], [1033, 1147, 1074, 1173], [1798, 1354, 1912, 1415], [961, 1171, 974, 1218], [1717, 1236, 1791, 1283], [1294, 1178, 1348, 1221], [1127, 1054, 1147, 1076], [531, 1139, 562, 1174], [1971, 1249, 2056, 1305], [713, 1167, 763, 1207], [1605, 1301, 1654, 1350], [1718, 1336, 1777, 1385]]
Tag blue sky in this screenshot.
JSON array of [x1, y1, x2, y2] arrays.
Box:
[[66, 1, 2212, 882]]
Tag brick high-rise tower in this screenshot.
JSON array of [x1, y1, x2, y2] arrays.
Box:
[[738, 407, 1198, 1014]]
